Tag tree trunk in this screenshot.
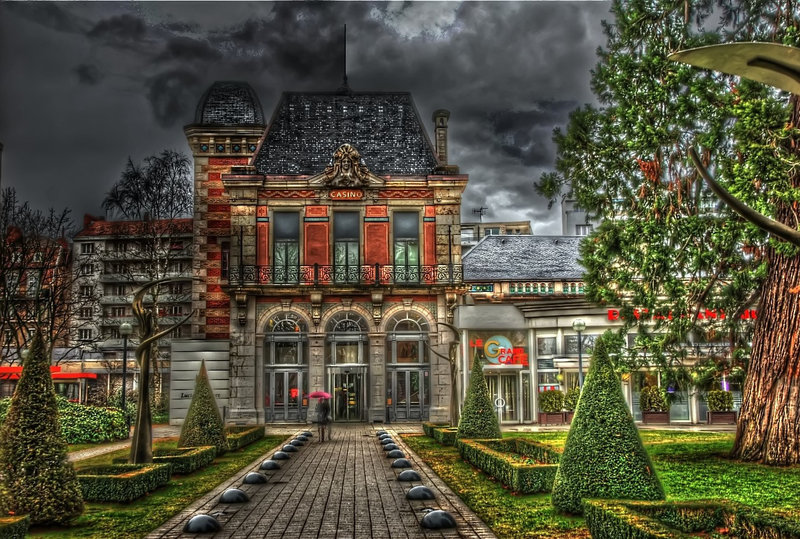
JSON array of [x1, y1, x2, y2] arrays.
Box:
[[732, 96, 800, 465]]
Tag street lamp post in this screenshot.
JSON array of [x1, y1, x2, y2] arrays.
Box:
[[119, 322, 133, 436], [572, 319, 586, 389]]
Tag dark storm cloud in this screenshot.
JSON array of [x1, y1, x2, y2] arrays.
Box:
[[146, 69, 202, 128], [87, 14, 147, 48], [73, 63, 103, 85], [155, 36, 221, 63], [2, 2, 90, 34], [489, 103, 579, 166]]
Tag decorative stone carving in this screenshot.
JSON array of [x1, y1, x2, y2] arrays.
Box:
[[371, 291, 383, 325], [309, 144, 384, 187]]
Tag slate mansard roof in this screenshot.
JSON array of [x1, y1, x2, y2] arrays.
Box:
[[463, 235, 585, 282], [194, 81, 265, 126], [253, 92, 440, 176]]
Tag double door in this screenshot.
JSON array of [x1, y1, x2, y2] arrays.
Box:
[[486, 371, 520, 423], [265, 369, 308, 422], [328, 367, 365, 422], [388, 369, 430, 421]]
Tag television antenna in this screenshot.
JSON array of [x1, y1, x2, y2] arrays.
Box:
[[472, 206, 488, 222]]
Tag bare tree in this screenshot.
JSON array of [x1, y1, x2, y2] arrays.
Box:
[[0, 188, 93, 362], [100, 150, 193, 398]]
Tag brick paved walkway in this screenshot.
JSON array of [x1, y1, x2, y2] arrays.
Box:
[[148, 423, 496, 538]]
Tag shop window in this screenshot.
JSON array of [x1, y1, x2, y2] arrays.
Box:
[[326, 312, 368, 365], [334, 212, 359, 283], [387, 312, 429, 364], [537, 337, 556, 356], [393, 212, 419, 283], [565, 334, 597, 355], [274, 212, 300, 283], [265, 313, 308, 365]]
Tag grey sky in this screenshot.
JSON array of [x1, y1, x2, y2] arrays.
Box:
[[0, 1, 611, 234]]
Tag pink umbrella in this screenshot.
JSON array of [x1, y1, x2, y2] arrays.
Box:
[[308, 390, 332, 399]]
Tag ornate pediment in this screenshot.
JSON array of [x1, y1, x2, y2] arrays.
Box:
[[308, 144, 384, 187]]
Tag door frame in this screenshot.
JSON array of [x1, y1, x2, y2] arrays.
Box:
[[264, 368, 308, 422], [484, 366, 523, 424], [327, 364, 367, 422], [388, 367, 430, 421]]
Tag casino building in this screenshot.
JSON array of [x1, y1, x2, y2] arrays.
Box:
[[171, 81, 466, 425]]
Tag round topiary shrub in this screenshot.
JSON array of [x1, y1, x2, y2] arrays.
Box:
[[640, 385, 669, 412], [0, 333, 84, 525], [706, 389, 733, 412], [457, 358, 501, 440], [551, 332, 664, 515], [563, 387, 581, 411], [539, 389, 565, 412], [178, 360, 228, 454]]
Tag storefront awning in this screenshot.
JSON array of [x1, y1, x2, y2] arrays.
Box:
[[455, 305, 526, 330]]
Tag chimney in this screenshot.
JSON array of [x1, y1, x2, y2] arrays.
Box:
[[432, 109, 450, 164]]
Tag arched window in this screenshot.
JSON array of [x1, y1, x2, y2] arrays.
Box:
[[265, 313, 308, 365], [386, 312, 429, 364], [326, 312, 368, 364]]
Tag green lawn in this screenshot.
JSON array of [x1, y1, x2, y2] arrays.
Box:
[[29, 435, 286, 539], [402, 430, 800, 539]]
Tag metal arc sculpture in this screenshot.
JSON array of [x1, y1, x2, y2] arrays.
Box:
[[129, 277, 194, 464], [669, 42, 800, 247]]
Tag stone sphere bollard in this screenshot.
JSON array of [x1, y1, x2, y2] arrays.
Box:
[[397, 469, 421, 481], [391, 458, 412, 468], [243, 472, 268, 484], [421, 510, 457, 529], [220, 488, 250, 503], [387, 449, 405, 458], [183, 514, 222, 533], [260, 459, 281, 470], [406, 486, 436, 500], [272, 451, 290, 460]]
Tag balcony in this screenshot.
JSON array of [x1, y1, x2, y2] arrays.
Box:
[[228, 264, 463, 287]]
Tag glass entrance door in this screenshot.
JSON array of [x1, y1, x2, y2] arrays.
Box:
[[390, 369, 430, 421], [329, 369, 364, 421], [265, 370, 308, 422], [485, 371, 520, 423]]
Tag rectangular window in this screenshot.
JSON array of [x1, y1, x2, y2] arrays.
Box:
[[273, 213, 299, 283], [576, 224, 593, 236], [80, 263, 94, 275], [80, 243, 94, 254], [112, 285, 126, 296], [393, 212, 419, 283], [78, 329, 93, 341], [110, 306, 126, 317], [79, 307, 93, 318], [221, 241, 230, 279], [107, 327, 120, 340], [483, 227, 501, 237], [334, 212, 359, 283], [26, 274, 39, 297], [80, 285, 93, 298], [168, 305, 182, 316]]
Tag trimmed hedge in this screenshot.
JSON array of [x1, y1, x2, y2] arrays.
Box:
[[0, 515, 30, 539], [153, 446, 217, 475], [77, 463, 172, 502], [539, 389, 564, 413], [640, 386, 669, 412], [0, 396, 127, 444], [432, 426, 458, 446], [706, 389, 733, 412], [422, 422, 449, 438], [583, 499, 800, 538], [457, 438, 559, 494], [552, 333, 664, 515], [225, 425, 265, 451]]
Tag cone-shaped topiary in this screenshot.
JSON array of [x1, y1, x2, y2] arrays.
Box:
[[551, 331, 664, 515], [178, 360, 228, 454], [457, 357, 501, 439], [0, 333, 84, 525]]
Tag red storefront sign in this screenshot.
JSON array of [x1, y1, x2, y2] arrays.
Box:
[[607, 308, 757, 321], [469, 338, 529, 366]]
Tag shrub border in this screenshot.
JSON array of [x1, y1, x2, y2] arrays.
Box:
[[77, 463, 172, 503], [583, 499, 800, 539], [456, 437, 560, 494], [0, 515, 30, 539], [225, 425, 265, 451], [153, 445, 217, 475]]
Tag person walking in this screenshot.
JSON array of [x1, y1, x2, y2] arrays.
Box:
[[316, 397, 331, 442]]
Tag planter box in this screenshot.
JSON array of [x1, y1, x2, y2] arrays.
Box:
[[641, 411, 670, 424], [457, 438, 560, 494], [707, 410, 737, 424], [77, 463, 172, 502], [538, 412, 566, 425]]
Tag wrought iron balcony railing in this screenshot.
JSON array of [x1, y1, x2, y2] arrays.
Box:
[[228, 263, 463, 287]]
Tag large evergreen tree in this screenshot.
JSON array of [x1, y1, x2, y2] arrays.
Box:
[[0, 333, 83, 525], [178, 360, 227, 454], [538, 0, 800, 464]]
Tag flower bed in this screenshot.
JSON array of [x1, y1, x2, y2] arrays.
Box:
[[77, 463, 172, 502], [0, 515, 29, 539], [457, 437, 560, 494], [153, 445, 217, 475], [583, 499, 800, 538], [225, 425, 265, 451]]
